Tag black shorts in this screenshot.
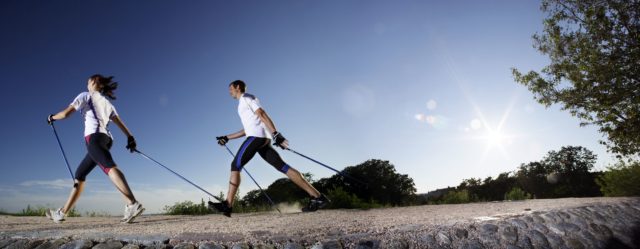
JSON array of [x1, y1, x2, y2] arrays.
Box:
[[231, 136, 290, 174], [75, 133, 116, 181]]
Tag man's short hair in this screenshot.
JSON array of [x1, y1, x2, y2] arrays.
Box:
[[229, 80, 246, 93]]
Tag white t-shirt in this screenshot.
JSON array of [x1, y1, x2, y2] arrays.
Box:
[[238, 93, 268, 138], [70, 91, 118, 138]]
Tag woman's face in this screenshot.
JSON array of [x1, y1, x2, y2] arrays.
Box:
[[87, 79, 98, 92]]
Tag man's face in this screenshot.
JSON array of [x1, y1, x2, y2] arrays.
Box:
[[229, 85, 242, 99]]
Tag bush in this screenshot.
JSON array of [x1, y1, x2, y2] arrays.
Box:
[[505, 187, 531, 201], [597, 161, 640, 197], [163, 200, 213, 215], [15, 205, 80, 217], [326, 187, 380, 209], [440, 189, 472, 204]]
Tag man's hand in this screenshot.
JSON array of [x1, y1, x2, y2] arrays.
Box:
[[272, 131, 289, 149], [216, 136, 229, 146], [126, 136, 137, 153]]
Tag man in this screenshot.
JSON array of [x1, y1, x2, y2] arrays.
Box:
[[210, 80, 329, 217]]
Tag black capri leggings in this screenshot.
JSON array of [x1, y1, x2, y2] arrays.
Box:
[[75, 133, 117, 181], [231, 136, 290, 174]]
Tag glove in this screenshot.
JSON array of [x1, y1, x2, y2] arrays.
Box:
[[47, 114, 55, 125], [272, 131, 286, 148], [126, 136, 137, 153], [216, 136, 229, 146]]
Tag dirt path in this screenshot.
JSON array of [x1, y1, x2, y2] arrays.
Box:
[[1, 197, 639, 248]]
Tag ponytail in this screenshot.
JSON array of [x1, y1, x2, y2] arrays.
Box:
[[90, 74, 118, 100]]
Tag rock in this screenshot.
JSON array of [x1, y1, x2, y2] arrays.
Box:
[[59, 239, 94, 249], [354, 240, 379, 249], [198, 242, 225, 249], [509, 219, 528, 230], [174, 242, 196, 249], [481, 224, 499, 233], [454, 228, 468, 239], [121, 245, 140, 249], [231, 242, 251, 249], [5, 239, 44, 249], [435, 231, 451, 246], [35, 238, 70, 249], [460, 240, 484, 249], [283, 242, 304, 249], [500, 226, 518, 243], [564, 238, 584, 249], [252, 243, 277, 249], [310, 240, 343, 249], [526, 230, 550, 248], [92, 240, 123, 249], [383, 239, 408, 249]]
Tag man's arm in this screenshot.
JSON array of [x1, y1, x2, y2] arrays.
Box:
[[227, 129, 246, 140], [256, 108, 289, 148]]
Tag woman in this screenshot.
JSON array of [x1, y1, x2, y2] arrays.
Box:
[[46, 74, 144, 223]]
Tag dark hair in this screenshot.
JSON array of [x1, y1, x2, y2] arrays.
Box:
[[90, 74, 118, 100], [229, 80, 246, 93]]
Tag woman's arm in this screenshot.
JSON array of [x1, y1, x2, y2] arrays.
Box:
[[49, 106, 76, 122], [110, 115, 133, 137]]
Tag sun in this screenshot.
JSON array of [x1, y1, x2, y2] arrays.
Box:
[[485, 130, 505, 147]]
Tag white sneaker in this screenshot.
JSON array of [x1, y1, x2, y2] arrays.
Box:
[[121, 202, 144, 223], [46, 208, 65, 223]]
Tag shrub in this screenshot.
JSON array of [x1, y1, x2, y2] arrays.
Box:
[[596, 161, 640, 197], [504, 187, 531, 201]]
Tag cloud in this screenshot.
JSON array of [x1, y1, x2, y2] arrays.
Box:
[[426, 99, 437, 110], [470, 118, 483, 130], [19, 179, 71, 189], [342, 84, 375, 117], [4, 180, 226, 215]]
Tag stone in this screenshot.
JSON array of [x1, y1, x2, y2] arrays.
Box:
[[500, 226, 518, 243], [121, 245, 141, 249], [231, 242, 251, 249], [173, 242, 196, 249], [198, 242, 225, 249], [35, 238, 70, 249], [92, 240, 123, 249], [527, 230, 550, 248], [59, 239, 94, 249], [5, 239, 44, 249], [283, 242, 304, 249], [454, 228, 468, 239], [435, 231, 451, 245]]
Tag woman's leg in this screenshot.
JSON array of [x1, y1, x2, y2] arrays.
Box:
[[61, 180, 85, 214], [107, 166, 136, 205]]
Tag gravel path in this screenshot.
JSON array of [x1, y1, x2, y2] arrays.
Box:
[[1, 197, 639, 248]]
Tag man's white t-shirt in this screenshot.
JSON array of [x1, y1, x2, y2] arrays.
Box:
[[70, 91, 118, 138], [238, 93, 267, 138]]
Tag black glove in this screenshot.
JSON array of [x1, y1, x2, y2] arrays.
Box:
[[47, 114, 55, 125], [126, 136, 137, 153], [216, 136, 229, 146], [272, 131, 286, 148]]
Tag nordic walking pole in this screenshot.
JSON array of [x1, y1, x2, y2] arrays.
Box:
[[50, 123, 77, 188], [134, 149, 224, 202], [222, 145, 281, 214], [285, 147, 368, 187]]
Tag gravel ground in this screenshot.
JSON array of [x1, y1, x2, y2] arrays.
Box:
[[1, 197, 639, 248]]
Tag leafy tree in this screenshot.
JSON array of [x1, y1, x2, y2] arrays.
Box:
[[597, 160, 640, 196], [505, 187, 532, 201], [512, 0, 640, 157], [317, 159, 416, 206]]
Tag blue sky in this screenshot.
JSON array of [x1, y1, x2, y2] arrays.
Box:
[[0, 1, 617, 214]]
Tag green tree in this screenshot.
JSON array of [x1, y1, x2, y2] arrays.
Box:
[[505, 187, 532, 201], [596, 160, 640, 196], [316, 159, 416, 206], [512, 0, 640, 157]]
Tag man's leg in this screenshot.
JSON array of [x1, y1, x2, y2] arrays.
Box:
[[227, 171, 241, 205], [258, 145, 320, 197]]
